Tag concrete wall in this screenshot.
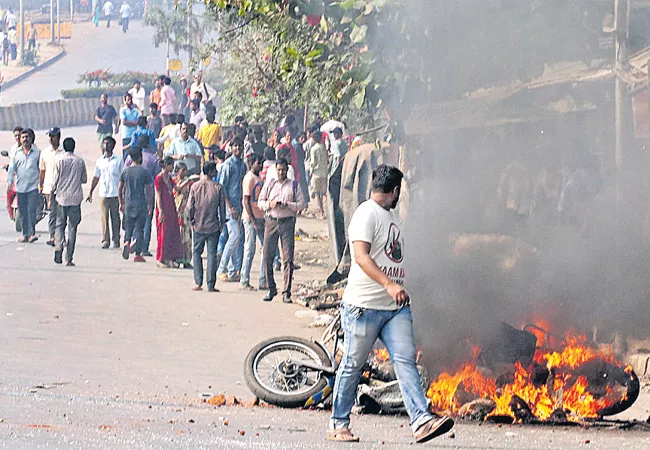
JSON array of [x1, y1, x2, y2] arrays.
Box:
[[0, 97, 97, 130]]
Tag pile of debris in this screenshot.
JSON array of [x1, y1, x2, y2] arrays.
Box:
[[294, 279, 346, 311]]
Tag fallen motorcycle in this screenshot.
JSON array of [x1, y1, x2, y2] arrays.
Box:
[[1, 150, 48, 232]]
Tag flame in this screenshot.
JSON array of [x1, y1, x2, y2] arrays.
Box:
[[373, 347, 391, 363], [427, 330, 626, 422]]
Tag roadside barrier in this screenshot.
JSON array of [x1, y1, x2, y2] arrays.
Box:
[[0, 97, 97, 130]]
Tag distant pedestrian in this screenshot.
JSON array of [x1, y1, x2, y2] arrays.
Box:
[[119, 0, 131, 33], [165, 122, 203, 176], [258, 158, 306, 303], [119, 147, 153, 262], [87, 136, 123, 249], [188, 162, 226, 292], [124, 116, 155, 152], [309, 130, 328, 219], [93, 3, 101, 26], [119, 92, 140, 156], [147, 103, 163, 142], [95, 93, 119, 150], [128, 80, 146, 112], [103, 0, 114, 28], [8, 27, 16, 60], [196, 110, 222, 150], [188, 98, 205, 130], [251, 127, 267, 157], [2, 32, 10, 65], [179, 77, 190, 117], [125, 135, 161, 257], [240, 153, 267, 291], [5, 10, 17, 30], [50, 138, 87, 266], [149, 75, 164, 107], [27, 24, 37, 51], [190, 71, 217, 106], [154, 157, 184, 268], [330, 127, 347, 174], [217, 137, 247, 282], [156, 113, 180, 152], [39, 127, 64, 246], [159, 76, 176, 124], [174, 162, 199, 268], [7, 128, 40, 243]]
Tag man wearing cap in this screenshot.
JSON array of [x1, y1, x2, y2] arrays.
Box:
[[39, 127, 64, 246], [190, 72, 216, 106]]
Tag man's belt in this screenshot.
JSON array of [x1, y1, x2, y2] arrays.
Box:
[[265, 215, 295, 223]]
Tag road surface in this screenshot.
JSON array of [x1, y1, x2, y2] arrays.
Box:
[[0, 20, 169, 105]]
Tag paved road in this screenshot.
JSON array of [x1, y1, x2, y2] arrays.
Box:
[[1, 127, 650, 449], [0, 20, 169, 105]]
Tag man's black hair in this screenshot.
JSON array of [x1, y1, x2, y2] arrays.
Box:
[[124, 92, 132, 100], [204, 162, 217, 176], [63, 137, 75, 153], [104, 136, 116, 152], [285, 114, 295, 124], [22, 128, 35, 142], [137, 134, 150, 150], [157, 74, 166, 82], [137, 116, 147, 127], [177, 114, 185, 124], [275, 158, 289, 169], [134, 79, 141, 85], [164, 77, 172, 85], [169, 113, 177, 125], [332, 127, 343, 138], [277, 146, 290, 160], [130, 147, 143, 164], [187, 123, 196, 137], [247, 153, 264, 167], [312, 130, 323, 142], [264, 146, 276, 161], [206, 104, 217, 116], [149, 102, 158, 110], [234, 115, 245, 124], [206, 111, 216, 123], [211, 147, 226, 162], [176, 161, 187, 171], [231, 137, 244, 148], [371, 165, 403, 194], [253, 127, 263, 140], [163, 156, 174, 166], [13, 126, 23, 133]]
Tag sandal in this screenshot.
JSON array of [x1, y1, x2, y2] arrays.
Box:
[[18, 236, 27, 243], [327, 428, 359, 442], [28, 235, 38, 243], [192, 286, 203, 291], [413, 416, 454, 443]]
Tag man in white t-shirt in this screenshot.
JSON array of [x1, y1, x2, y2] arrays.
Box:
[[103, 0, 114, 28], [119, 1, 131, 33], [39, 127, 64, 246], [128, 80, 146, 112], [327, 165, 454, 444]]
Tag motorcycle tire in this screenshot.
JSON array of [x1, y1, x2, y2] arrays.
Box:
[[244, 336, 332, 408], [14, 210, 21, 232]]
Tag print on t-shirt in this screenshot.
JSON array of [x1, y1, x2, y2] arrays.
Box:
[[385, 223, 403, 263]]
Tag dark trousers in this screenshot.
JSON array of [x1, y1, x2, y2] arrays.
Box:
[[17, 189, 39, 238], [55, 204, 82, 263], [263, 216, 296, 295], [121, 17, 129, 33], [28, 38, 36, 51], [106, 14, 111, 27], [100, 197, 120, 245], [46, 194, 58, 238], [124, 209, 147, 255], [193, 231, 220, 290], [10, 44, 16, 60], [143, 210, 153, 253]]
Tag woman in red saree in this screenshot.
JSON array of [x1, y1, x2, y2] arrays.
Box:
[[155, 157, 184, 268]]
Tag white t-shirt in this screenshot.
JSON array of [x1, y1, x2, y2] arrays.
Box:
[[39, 145, 64, 195], [6, 13, 17, 29], [120, 3, 131, 18], [103, 1, 114, 16], [342, 199, 405, 311], [128, 87, 146, 112]]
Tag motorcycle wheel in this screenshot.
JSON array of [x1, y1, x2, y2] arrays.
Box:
[[244, 336, 332, 408], [14, 209, 21, 232]]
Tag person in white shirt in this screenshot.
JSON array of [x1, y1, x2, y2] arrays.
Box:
[[327, 165, 454, 444], [128, 80, 146, 112], [39, 127, 64, 246], [86, 136, 124, 248], [119, 1, 131, 33], [103, 0, 114, 28], [5, 10, 17, 30], [190, 71, 217, 105], [188, 98, 206, 130]]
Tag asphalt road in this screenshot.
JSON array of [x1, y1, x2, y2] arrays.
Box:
[[0, 20, 169, 105]]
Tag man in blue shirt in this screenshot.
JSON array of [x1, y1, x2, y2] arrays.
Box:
[[6, 128, 41, 242], [125, 116, 156, 153], [119, 92, 140, 158], [165, 122, 203, 175], [217, 137, 247, 281]]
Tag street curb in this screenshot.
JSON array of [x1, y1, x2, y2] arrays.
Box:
[[1, 47, 67, 92]]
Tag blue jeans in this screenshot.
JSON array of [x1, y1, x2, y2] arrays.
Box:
[[143, 211, 153, 253], [218, 227, 228, 255], [330, 304, 432, 433], [193, 231, 219, 290], [218, 219, 243, 277], [17, 189, 39, 238], [241, 219, 266, 287], [124, 209, 146, 256]]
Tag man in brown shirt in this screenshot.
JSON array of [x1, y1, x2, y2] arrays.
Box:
[[258, 158, 306, 303], [188, 162, 226, 292]]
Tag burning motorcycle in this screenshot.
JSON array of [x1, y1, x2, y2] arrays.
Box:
[[1, 150, 48, 232], [245, 314, 639, 421]]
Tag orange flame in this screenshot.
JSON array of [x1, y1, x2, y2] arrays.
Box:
[[427, 330, 625, 422], [373, 348, 391, 363]]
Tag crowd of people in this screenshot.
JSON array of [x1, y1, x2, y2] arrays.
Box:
[[5, 72, 351, 303]]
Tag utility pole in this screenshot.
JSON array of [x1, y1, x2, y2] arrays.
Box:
[[50, 0, 55, 42], [187, 0, 192, 71], [70, 0, 74, 22], [57, 0, 61, 44], [19, 0, 24, 61], [614, 0, 631, 180]]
